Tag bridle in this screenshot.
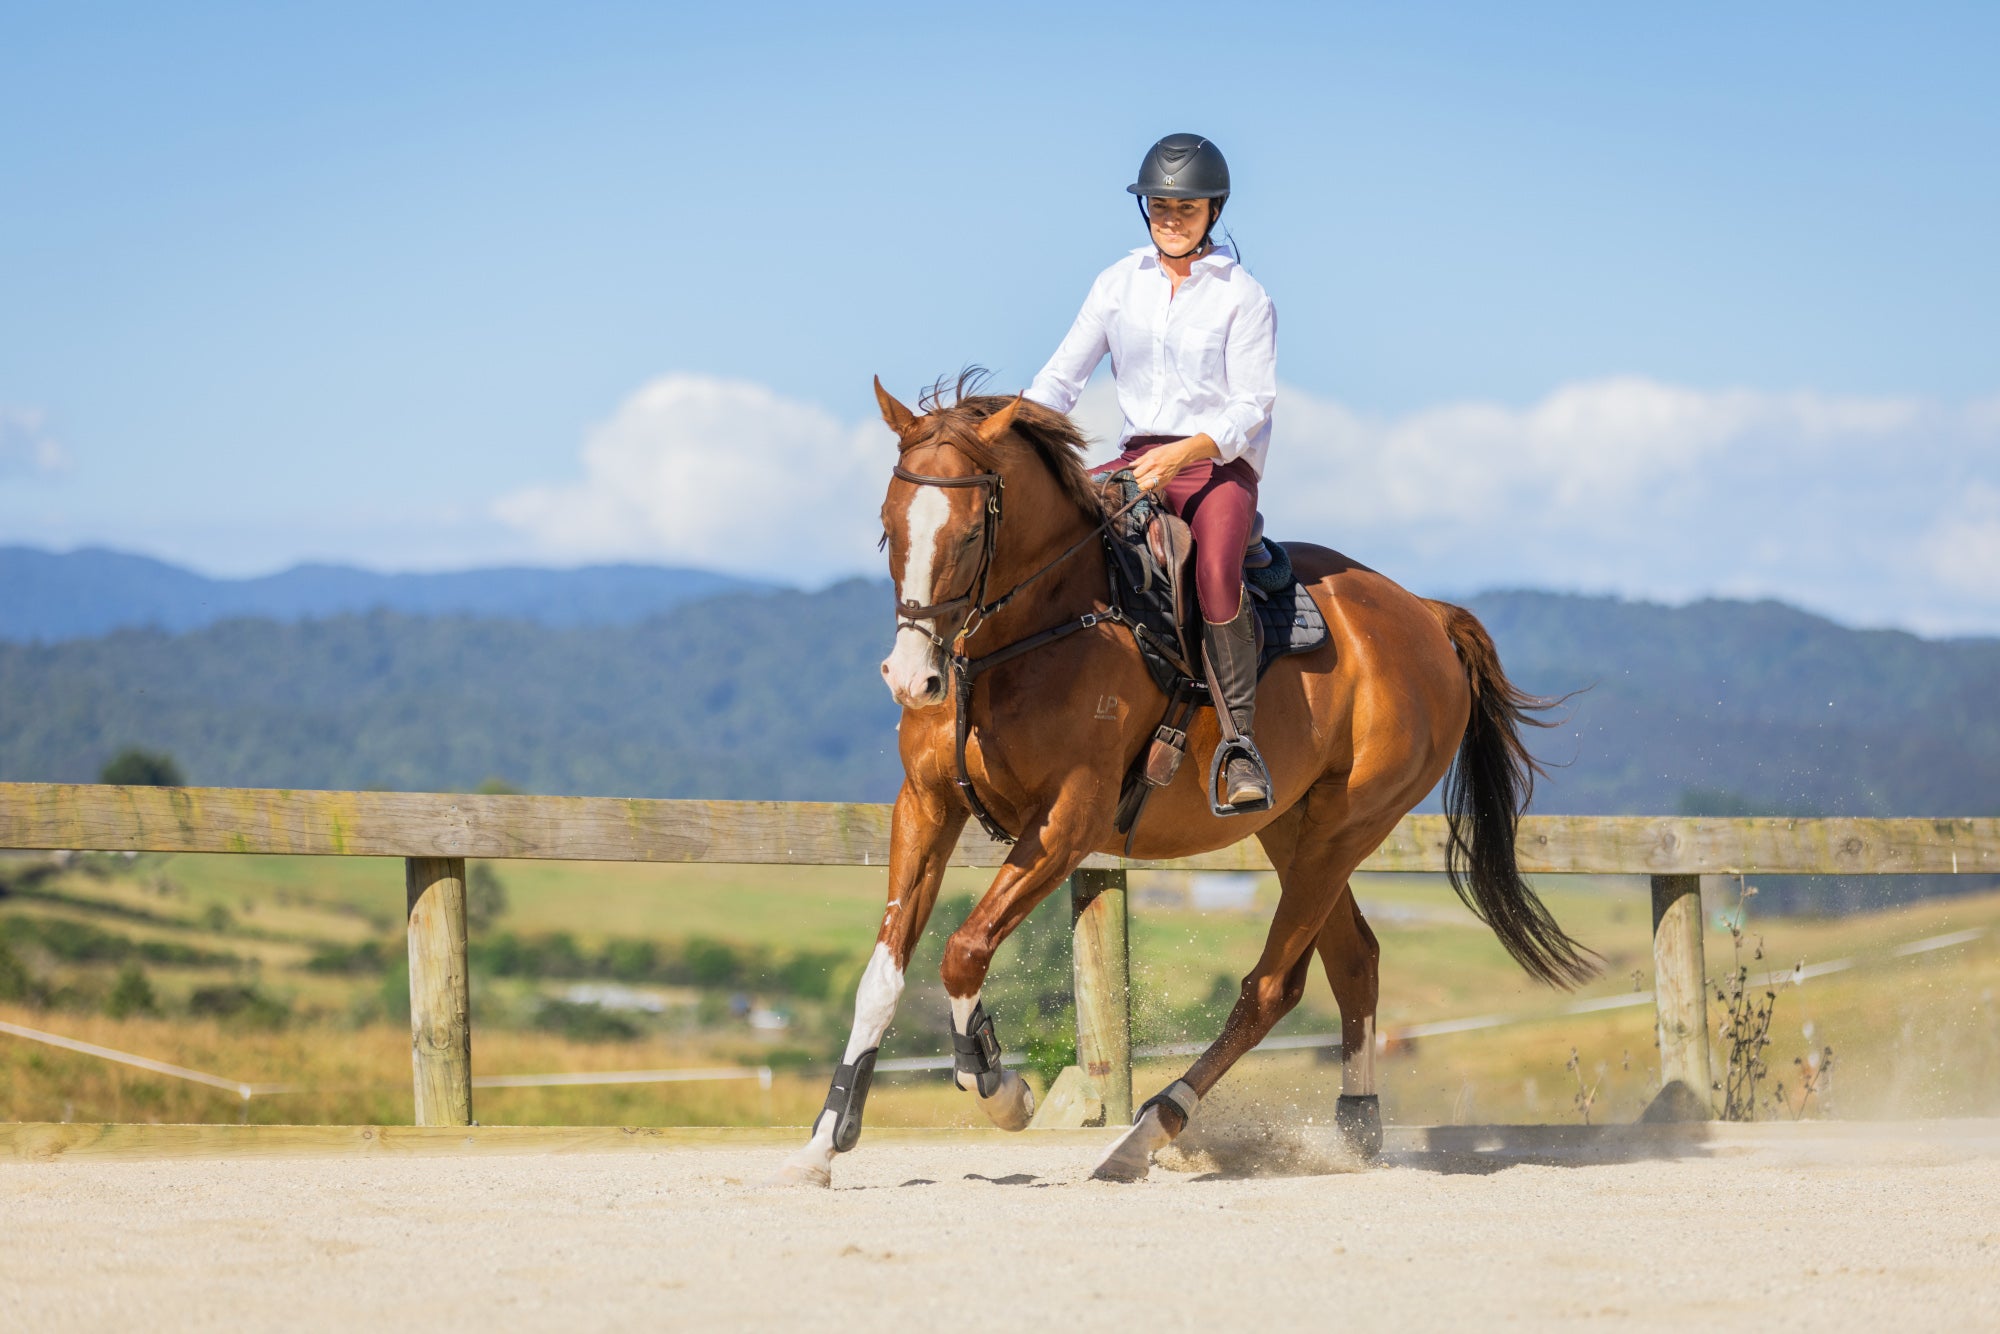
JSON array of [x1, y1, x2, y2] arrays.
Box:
[[889, 456, 1145, 656], [887, 446, 1148, 843], [889, 462, 1004, 651]]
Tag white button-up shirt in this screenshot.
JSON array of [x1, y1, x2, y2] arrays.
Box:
[[1026, 243, 1277, 476]]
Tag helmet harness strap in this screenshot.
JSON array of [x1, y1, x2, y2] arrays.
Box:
[[1138, 195, 1224, 262]]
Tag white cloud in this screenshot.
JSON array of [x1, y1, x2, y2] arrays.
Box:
[[495, 374, 895, 581], [1255, 378, 1990, 634], [1922, 483, 2000, 600], [0, 408, 69, 477], [1269, 378, 1929, 527], [499, 371, 2000, 634]]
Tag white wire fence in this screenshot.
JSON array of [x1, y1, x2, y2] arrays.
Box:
[[5, 923, 1982, 1112]]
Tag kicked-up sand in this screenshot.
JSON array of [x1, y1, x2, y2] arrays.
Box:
[[3, 1118, 1997, 1331]]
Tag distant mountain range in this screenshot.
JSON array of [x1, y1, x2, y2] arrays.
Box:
[[3, 544, 1994, 807], [2, 546, 1995, 908], [2, 578, 902, 804], [0, 546, 767, 641]]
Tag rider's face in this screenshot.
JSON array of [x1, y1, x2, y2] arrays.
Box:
[[1147, 196, 1213, 254]]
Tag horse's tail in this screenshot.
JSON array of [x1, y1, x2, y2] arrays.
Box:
[[1425, 599, 1600, 989]]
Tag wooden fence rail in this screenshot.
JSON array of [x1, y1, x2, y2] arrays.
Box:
[[3, 783, 1995, 1128]]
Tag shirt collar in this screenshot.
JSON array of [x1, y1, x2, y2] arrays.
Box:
[[1132, 242, 1238, 274]]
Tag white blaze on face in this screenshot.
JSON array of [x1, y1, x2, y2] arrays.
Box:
[[882, 484, 952, 706]]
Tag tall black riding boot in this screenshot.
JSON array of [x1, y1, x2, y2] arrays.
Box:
[[1201, 592, 1271, 813]]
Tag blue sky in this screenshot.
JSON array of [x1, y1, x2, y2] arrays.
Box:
[[4, 3, 1998, 631]]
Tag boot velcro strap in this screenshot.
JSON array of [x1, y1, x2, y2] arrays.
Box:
[[820, 1047, 880, 1154], [950, 1001, 1004, 1097], [1139, 1078, 1200, 1126]]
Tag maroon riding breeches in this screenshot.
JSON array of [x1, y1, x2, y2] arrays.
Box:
[[1100, 435, 1259, 624]]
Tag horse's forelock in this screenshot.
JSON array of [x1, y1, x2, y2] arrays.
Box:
[[902, 372, 1102, 518]]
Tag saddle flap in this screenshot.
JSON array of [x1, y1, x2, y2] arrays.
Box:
[[1144, 512, 1197, 663], [1144, 511, 1193, 581]]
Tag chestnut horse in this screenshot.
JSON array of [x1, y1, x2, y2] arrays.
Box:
[[775, 378, 1595, 1187]]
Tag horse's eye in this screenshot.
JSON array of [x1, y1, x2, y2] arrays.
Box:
[[960, 531, 980, 549]]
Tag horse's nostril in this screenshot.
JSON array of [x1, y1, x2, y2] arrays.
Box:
[[922, 675, 942, 696]]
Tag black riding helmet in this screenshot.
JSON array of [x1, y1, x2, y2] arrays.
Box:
[[1127, 133, 1230, 256]]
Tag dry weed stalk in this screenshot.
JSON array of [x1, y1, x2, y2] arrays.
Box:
[[1773, 1045, 1837, 1120], [1565, 1047, 1602, 1125], [1713, 880, 1779, 1121]]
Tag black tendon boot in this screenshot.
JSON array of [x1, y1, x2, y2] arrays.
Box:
[[1201, 592, 1272, 814]]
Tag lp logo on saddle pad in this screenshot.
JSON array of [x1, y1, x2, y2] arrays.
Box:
[[1095, 694, 1122, 721]]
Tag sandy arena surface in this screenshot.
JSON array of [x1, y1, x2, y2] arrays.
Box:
[[4, 1120, 1998, 1332]]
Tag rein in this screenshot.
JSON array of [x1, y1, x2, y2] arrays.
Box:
[[891, 462, 1145, 650], [892, 459, 1148, 843]]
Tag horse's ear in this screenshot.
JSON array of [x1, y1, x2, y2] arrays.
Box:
[[975, 393, 1024, 445], [874, 376, 917, 438]]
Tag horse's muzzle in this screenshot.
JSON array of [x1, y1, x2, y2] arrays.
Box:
[[881, 635, 949, 709]]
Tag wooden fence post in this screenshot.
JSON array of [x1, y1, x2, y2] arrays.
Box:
[[1645, 873, 1713, 1121], [406, 856, 472, 1126], [1070, 867, 1132, 1124]]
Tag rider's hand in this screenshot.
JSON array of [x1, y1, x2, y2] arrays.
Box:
[[1133, 434, 1221, 492]]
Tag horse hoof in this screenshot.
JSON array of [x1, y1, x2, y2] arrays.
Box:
[[1090, 1150, 1151, 1183], [766, 1156, 833, 1189], [1096, 1136, 1160, 1184], [1336, 1094, 1382, 1161], [978, 1069, 1036, 1132], [1090, 1108, 1169, 1182]]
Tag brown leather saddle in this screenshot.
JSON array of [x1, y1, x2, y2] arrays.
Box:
[[1100, 474, 1329, 839], [1142, 509, 1280, 669]]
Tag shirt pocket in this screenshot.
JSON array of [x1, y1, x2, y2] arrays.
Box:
[[1170, 329, 1226, 394]]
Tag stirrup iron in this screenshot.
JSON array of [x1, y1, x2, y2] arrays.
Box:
[[1207, 736, 1273, 817]]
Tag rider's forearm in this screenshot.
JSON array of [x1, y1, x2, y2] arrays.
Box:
[[1177, 434, 1222, 465]]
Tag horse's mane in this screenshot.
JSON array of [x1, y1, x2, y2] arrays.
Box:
[[907, 369, 1105, 518]]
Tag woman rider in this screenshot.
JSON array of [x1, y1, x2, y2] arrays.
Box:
[[1024, 133, 1277, 813]]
